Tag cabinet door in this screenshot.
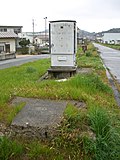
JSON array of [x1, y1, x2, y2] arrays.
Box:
[[50, 22, 74, 54]]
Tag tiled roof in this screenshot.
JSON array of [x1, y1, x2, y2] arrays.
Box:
[[0, 25, 22, 28], [0, 32, 18, 38]]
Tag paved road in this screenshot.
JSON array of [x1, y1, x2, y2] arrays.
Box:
[[93, 43, 120, 84], [0, 54, 50, 70]]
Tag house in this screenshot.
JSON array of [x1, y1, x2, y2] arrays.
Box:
[[0, 25, 22, 34], [20, 31, 49, 46], [95, 33, 103, 43], [0, 32, 18, 54], [0, 26, 22, 53], [0, 25, 22, 60], [34, 34, 49, 46]]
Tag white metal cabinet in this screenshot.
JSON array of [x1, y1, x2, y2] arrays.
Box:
[[49, 20, 76, 67]]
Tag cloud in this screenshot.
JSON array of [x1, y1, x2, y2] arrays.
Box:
[[0, 0, 120, 32]]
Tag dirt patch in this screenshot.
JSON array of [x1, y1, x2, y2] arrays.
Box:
[[0, 123, 7, 137], [77, 68, 93, 74]]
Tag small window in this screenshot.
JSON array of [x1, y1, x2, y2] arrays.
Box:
[[4, 28, 7, 32], [0, 28, 7, 32]]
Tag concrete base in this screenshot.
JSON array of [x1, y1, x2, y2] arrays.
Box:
[[48, 66, 77, 79]]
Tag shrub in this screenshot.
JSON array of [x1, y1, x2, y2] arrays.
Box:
[[17, 47, 29, 54], [86, 51, 92, 57]]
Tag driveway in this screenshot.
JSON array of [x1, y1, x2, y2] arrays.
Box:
[[0, 54, 50, 70], [93, 43, 120, 84]]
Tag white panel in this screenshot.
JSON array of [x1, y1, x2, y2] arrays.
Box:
[[57, 56, 67, 61], [51, 54, 75, 67], [50, 22, 74, 54]]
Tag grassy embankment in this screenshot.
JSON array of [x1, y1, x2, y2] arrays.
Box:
[[102, 43, 120, 50], [0, 44, 120, 160]]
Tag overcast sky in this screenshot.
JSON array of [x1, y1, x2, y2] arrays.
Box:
[[0, 0, 120, 32]]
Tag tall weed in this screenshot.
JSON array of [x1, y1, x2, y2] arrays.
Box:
[[0, 137, 24, 160], [88, 106, 120, 160]]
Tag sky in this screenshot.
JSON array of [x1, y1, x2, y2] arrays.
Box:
[[0, 0, 120, 33]]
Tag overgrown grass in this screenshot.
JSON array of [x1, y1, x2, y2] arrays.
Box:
[[0, 44, 120, 159], [0, 137, 24, 160], [101, 43, 120, 50], [27, 141, 54, 160], [77, 44, 104, 70], [0, 58, 50, 105], [51, 104, 120, 159], [88, 106, 120, 160]]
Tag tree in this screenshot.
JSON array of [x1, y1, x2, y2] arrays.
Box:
[[19, 38, 30, 48]]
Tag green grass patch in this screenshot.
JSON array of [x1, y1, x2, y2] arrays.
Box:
[[7, 102, 25, 124], [101, 43, 120, 50], [0, 59, 50, 105], [27, 141, 54, 160]]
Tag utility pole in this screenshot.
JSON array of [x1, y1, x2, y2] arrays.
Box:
[[44, 17, 47, 45], [32, 19, 35, 44]]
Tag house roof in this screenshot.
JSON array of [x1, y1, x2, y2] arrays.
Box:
[[0, 32, 18, 38], [50, 20, 76, 23], [0, 25, 22, 28]]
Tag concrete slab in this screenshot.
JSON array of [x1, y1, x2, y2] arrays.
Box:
[[10, 97, 85, 139], [10, 97, 67, 138], [11, 97, 67, 128]]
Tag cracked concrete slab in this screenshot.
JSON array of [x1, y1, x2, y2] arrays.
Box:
[[11, 97, 67, 128], [10, 97, 85, 138]]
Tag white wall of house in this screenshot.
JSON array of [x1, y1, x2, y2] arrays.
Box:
[[34, 37, 43, 45], [96, 36, 103, 43], [102, 33, 120, 44], [0, 38, 16, 53]]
